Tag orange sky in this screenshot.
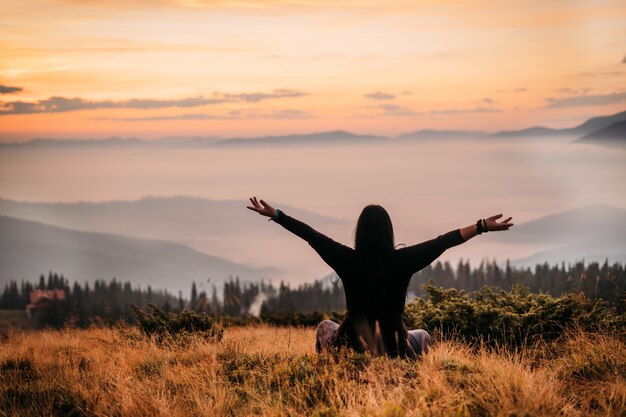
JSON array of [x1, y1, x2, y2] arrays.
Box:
[[1, 0, 625, 140]]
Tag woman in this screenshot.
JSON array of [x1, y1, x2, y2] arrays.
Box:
[[247, 197, 513, 358]]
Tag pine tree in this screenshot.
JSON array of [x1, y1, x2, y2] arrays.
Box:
[[190, 282, 198, 310]]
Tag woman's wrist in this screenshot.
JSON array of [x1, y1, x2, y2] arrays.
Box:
[[269, 208, 281, 221], [476, 218, 487, 234]]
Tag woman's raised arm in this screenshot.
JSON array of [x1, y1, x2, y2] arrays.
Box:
[[397, 213, 513, 275], [246, 196, 353, 273]]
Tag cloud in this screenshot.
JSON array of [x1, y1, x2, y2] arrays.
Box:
[[574, 71, 625, 77], [368, 105, 502, 117], [622, 55, 626, 64], [0, 96, 226, 115], [372, 104, 420, 117], [99, 109, 314, 121], [106, 113, 230, 121], [0, 89, 307, 115], [257, 109, 313, 119], [478, 97, 495, 105], [429, 107, 501, 115], [496, 87, 527, 94], [365, 91, 395, 100], [545, 92, 626, 108], [556, 87, 591, 95], [223, 89, 306, 102], [0, 85, 23, 94]]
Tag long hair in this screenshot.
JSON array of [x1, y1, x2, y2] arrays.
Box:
[[353, 205, 395, 256]]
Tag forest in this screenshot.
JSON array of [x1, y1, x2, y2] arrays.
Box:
[[0, 259, 624, 328]]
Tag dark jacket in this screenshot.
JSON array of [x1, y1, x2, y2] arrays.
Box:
[[274, 210, 465, 357]]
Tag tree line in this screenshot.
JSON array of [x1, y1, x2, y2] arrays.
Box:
[[408, 258, 624, 307], [0, 259, 624, 328]]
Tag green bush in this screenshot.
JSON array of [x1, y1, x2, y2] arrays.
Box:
[[130, 304, 223, 344], [403, 281, 625, 348]]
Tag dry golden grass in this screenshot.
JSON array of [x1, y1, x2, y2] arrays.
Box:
[[1, 324, 624, 417]]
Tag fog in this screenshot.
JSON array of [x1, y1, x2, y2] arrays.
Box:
[[1, 137, 624, 283]]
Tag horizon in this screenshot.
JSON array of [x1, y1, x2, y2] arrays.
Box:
[[1, 193, 625, 218], [1, 105, 624, 144], [1, 1, 626, 140]]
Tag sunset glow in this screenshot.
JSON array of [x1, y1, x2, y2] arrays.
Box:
[[2, 0, 625, 140]]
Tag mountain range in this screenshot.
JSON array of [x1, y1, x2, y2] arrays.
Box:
[[0, 197, 624, 291], [0, 215, 274, 294], [0, 196, 348, 292], [0, 196, 346, 242], [578, 120, 626, 147], [487, 110, 626, 139], [1, 109, 624, 148], [482, 204, 626, 267]]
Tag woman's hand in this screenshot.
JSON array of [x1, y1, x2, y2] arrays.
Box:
[[485, 214, 513, 231], [247, 196, 277, 218]]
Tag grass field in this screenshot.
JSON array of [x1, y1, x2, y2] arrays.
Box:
[[1, 325, 625, 417]]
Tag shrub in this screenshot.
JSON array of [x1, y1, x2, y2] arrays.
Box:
[[130, 304, 223, 344], [403, 281, 625, 349]]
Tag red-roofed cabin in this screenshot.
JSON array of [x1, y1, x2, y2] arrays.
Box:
[[26, 289, 65, 317]]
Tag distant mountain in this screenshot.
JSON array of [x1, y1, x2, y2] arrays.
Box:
[[478, 204, 626, 267], [577, 120, 626, 147], [1, 109, 625, 147], [395, 130, 487, 140], [0, 196, 346, 241], [0, 215, 274, 293], [490, 126, 564, 138], [213, 130, 387, 146], [567, 110, 626, 136], [0, 136, 222, 149], [511, 233, 626, 267], [0, 131, 388, 148], [0, 137, 149, 149], [486, 204, 626, 246], [490, 109, 626, 139]]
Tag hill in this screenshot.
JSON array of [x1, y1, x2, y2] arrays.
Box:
[[0, 195, 346, 243], [577, 120, 626, 148], [511, 232, 626, 267], [213, 130, 387, 146], [0, 215, 274, 293], [568, 109, 626, 136], [480, 204, 626, 267], [490, 109, 626, 138], [487, 204, 626, 245], [395, 130, 487, 140], [2, 109, 625, 147], [490, 126, 564, 138]]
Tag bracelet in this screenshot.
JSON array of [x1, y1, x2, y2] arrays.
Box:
[[269, 208, 282, 222], [476, 218, 487, 234]]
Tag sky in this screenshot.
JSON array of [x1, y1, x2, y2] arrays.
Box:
[[1, 0, 626, 140]]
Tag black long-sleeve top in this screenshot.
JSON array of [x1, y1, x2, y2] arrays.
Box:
[[274, 210, 466, 358]]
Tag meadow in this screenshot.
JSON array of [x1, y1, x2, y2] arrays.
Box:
[[1, 322, 624, 417]]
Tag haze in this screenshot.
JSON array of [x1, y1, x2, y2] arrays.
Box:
[[1, 136, 624, 283]]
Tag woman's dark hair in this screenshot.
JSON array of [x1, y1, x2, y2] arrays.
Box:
[[353, 205, 395, 255]]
